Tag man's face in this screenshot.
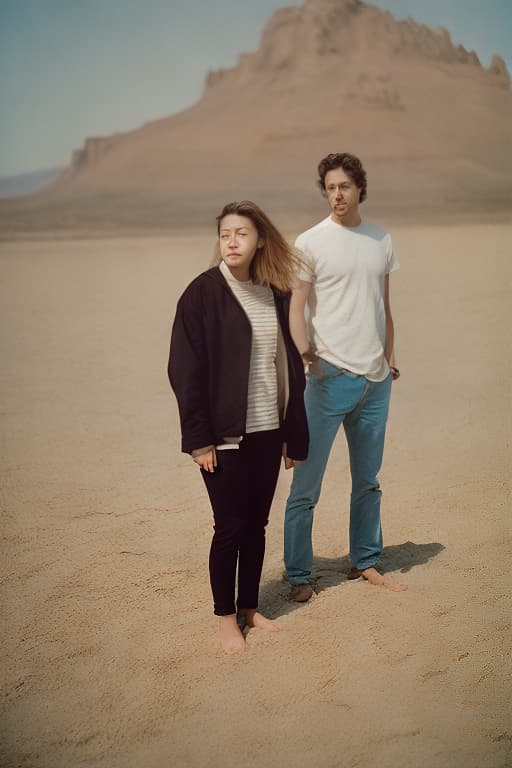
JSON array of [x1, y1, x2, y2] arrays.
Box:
[[324, 167, 361, 221]]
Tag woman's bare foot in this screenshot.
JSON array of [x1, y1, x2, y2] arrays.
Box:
[[218, 614, 245, 654], [241, 609, 281, 632], [361, 567, 407, 592]]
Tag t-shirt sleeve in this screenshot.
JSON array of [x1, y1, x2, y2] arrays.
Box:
[[385, 235, 400, 274], [295, 235, 315, 283]]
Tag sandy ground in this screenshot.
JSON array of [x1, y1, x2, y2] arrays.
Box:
[[1, 224, 511, 768]]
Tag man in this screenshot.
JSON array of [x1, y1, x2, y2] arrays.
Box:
[[285, 152, 405, 601]]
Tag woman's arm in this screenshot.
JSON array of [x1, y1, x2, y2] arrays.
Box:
[[276, 290, 309, 463], [168, 287, 215, 453]]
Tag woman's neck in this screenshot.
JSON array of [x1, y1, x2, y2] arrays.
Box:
[[221, 260, 251, 283]]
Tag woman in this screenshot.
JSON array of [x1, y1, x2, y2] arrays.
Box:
[[168, 201, 308, 654]]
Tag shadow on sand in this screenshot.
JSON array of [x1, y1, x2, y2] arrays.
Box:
[[259, 541, 446, 620]]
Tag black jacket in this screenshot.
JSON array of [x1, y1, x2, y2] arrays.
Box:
[[168, 266, 309, 460]]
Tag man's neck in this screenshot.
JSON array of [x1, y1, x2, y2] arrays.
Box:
[[330, 211, 362, 228]]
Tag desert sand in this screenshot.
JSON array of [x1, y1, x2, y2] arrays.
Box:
[[1, 222, 511, 768]]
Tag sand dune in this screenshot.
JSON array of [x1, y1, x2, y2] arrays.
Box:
[[1, 222, 510, 767]]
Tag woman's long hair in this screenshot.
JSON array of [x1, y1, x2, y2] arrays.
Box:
[[212, 201, 300, 292]]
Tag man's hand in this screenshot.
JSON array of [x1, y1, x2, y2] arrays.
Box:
[[193, 447, 217, 473], [282, 443, 300, 470], [301, 347, 323, 376]]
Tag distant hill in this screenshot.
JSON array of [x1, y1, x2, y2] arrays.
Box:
[[0, 168, 62, 199], [1, 0, 511, 234]]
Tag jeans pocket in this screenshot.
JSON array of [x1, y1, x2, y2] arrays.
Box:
[[317, 359, 346, 379]]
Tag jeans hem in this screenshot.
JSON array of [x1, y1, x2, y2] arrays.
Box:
[[351, 559, 380, 571]]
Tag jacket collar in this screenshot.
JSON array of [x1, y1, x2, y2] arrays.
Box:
[[204, 265, 227, 286]]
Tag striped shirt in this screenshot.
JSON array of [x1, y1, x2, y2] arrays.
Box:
[[220, 261, 280, 433]]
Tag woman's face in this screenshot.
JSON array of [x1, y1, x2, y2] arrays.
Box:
[[218, 214, 263, 274]]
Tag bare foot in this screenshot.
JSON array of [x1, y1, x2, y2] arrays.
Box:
[[241, 609, 281, 632], [361, 567, 407, 592], [218, 614, 245, 654]]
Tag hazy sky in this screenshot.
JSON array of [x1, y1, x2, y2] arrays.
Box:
[[1, 0, 511, 176]]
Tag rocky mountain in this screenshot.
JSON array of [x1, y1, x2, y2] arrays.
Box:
[[2, 0, 511, 233]]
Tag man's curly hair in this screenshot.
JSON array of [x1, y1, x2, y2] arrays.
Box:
[[317, 153, 367, 203]]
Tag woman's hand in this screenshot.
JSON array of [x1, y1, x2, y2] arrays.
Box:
[[193, 447, 217, 473], [282, 443, 300, 470]]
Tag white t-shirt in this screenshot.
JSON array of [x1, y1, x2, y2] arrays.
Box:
[[296, 216, 399, 382]]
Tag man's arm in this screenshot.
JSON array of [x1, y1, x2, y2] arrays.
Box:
[[289, 279, 314, 364], [384, 274, 399, 379]]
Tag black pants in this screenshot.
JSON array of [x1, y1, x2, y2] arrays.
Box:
[[201, 429, 282, 616]]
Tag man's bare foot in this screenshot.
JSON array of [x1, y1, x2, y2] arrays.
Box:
[[361, 566, 407, 592], [218, 614, 245, 654], [241, 609, 281, 632]]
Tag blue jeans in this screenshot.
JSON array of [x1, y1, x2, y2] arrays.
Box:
[[284, 360, 392, 583]]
